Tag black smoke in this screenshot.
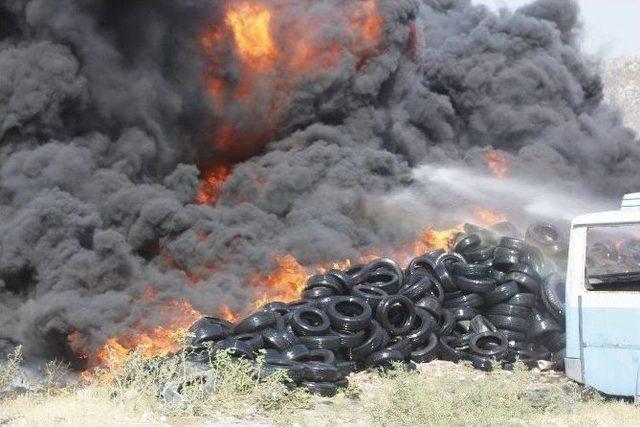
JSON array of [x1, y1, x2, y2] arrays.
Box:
[[0, 0, 637, 363]]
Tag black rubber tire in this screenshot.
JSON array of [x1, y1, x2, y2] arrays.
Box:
[[541, 273, 565, 321], [302, 286, 336, 299], [232, 333, 265, 351], [508, 293, 536, 308], [305, 274, 345, 295], [415, 296, 443, 320], [261, 327, 300, 351], [439, 336, 463, 362], [282, 344, 311, 361], [454, 276, 497, 294], [449, 306, 478, 322], [292, 349, 336, 365], [233, 311, 278, 334], [452, 263, 492, 278], [405, 308, 436, 346], [332, 328, 367, 349], [453, 234, 482, 254], [302, 362, 343, 382], [303, 381, 338, 397], [325, 296, 372, 332], [261, 302, 290, 317], [291, 307, 332, 337], [350, 320, 390, 361], [499, 329, 527, 342], [437, 309, 455, 336], [485, 315, 529, 333], [410, 333, 439, 363], [365, 348, 406, 368], [486, 303, 531, 319], [259, 359, 305, 383], [213, 339, 256, 360], [483, 281, 520, 306], [469, 332, 508, 358], [188, 317, 231, 346], [469, 315, 497, 334], [493, 247, 520, 272], [400, 275, 434, 301], [298, 334, 342, 351], [375, 295, 416, 336], [528, 311, 562, 341], [464, 246, 495, 263], [507, 271, 539, 294], [363, 270, 401, 294], [443, 293, 484, 309], [499, 237, 526, 251], [352, 285, 388, 311]]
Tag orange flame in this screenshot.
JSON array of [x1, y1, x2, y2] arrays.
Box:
[[473, 208, 507, 226], [250, 255, 311, 309], [201, 0, 385, 159], [482, 149, 510, 179], [197, 164, 232, 205], [226, 2, 278, 72]]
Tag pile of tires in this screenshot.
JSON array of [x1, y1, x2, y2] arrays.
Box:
[[180, 222, 567, 396]]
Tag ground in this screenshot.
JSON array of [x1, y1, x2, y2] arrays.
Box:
[[2, 354, 640, 427]]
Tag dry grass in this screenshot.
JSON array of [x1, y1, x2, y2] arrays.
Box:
[[2, 348, 640, 426]]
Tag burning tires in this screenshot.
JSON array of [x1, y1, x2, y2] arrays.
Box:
[[179, 224, 566, 395]]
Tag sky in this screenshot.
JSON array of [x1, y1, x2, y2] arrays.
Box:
[[475, 0, 640, 58]]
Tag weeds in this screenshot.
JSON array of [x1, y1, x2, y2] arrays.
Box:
[[0, 346, 23, 392]]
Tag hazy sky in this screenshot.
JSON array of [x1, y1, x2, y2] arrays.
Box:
[[475, 0, 640, 58]]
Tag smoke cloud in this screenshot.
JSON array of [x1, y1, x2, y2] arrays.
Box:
[[0, 0, 637, 362]]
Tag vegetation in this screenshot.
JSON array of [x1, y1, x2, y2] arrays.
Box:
[[2, 346, 640, 426]]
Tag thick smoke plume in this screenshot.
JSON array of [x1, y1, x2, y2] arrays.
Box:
[[0, 0, 638, 364]]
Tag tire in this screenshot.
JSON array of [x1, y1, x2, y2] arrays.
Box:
[[486, 303, 531, 319], [352, 285, 388, 311], [469, 332, 508, 358], [454, 276, 496, 294], [410, 333, 439, 363], [365, 348, 406, 368], [303, 381, 338, 397], [485, 315, 529, 333], [261, 327, 300, 351], [453, 234, 482, 254], [483, 281, 520, 306], [508, 293, 536, 308], [443, 293, 484, 309], [302, 362, 343, 382], [291, 307, 331, 337], [375, 295, 416, 336], [188, 317, 231, 346], [350, 320, 390, 361], [298, 334, 342, 351], [233, 311, 278, 334], [332, 328, 367, 349], [541, 273, 565, 321], [405, 308, 436, 346], [469, 315, 497, 334], [325, 296, 372, 332]]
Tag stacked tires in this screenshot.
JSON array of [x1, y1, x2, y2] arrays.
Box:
[[181, 222, 567, 396]]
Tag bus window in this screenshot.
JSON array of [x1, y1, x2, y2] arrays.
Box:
[[586, 225, 640, 291]]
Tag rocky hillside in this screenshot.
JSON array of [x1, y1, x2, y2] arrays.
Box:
[[603, 57, 640, 133]]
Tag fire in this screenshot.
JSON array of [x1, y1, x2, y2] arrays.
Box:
[[226, 2, 278, 71], [482, 149, 510, 179], [218, 303, 240, 323], [250, 255, 311, 309], [200, 0, 385, 159], [197, 164, 232, 205], [473, 208, 507, 226], [73, 298, 202, 378]]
